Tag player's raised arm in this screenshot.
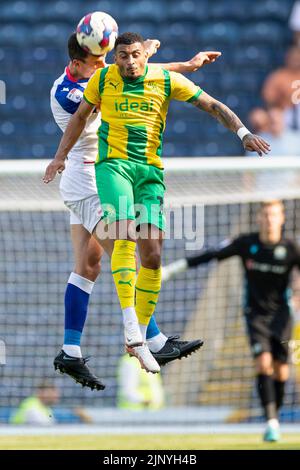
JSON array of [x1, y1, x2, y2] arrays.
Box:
[[43, 99, 95, 183], [162, 238, 243, 282], [144, 38, 221, 73], [159, 51, 222, 73], [192, 91, 271, 156]]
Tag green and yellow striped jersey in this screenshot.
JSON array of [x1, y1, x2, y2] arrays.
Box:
[[84, 64, 202, 168]]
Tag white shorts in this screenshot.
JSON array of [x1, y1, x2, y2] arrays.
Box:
[[64, 194, 103, 234]]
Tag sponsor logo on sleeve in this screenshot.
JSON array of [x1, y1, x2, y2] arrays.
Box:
[[67, 88, 83, 103]]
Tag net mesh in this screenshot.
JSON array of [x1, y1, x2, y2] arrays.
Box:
[[1, 158, 300, 424]]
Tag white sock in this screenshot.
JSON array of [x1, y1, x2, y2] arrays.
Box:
[[147, 332, 168, 353], [62, 345, 82, 358], [139, 324, 148, 342], [68, 272, 94, 294], [122, 306, 138, 328], [267, 418, 279, 428]]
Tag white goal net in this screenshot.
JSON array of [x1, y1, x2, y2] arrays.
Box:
[[1, 157, 300, 426]]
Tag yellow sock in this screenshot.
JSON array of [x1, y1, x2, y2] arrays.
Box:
[[111, 240, 136, 309], [135, 266, 161, 326]]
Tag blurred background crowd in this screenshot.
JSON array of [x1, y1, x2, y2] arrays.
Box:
[[0, 0, 299, 159]]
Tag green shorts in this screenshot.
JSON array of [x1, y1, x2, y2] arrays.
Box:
[[95, 159, 166, 232]]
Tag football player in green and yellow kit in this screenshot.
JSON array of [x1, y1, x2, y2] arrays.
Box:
[[44, 32, 270, 374]]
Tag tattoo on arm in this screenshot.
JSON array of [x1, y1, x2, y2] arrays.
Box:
[[193, 94, 243, 133]]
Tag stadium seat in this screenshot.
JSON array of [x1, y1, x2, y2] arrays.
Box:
[[168, 0, 207, 21], [31, 24, 73, 46], [207, 0, 250, 21], [153, 45, 194, 63], [119, 0, 167, 22], [250, 0, 294, 22], [21, 47, 66, 73], [0, 24, 30, 46], [196, 22, 241, 44], [39, 1, 83, 23], [0, 1, 37, 23], [163, 141, 193, 157], [159, 22, 198, 46], [118, 21, 158, 39], [241, 22, 286, 45], [232, 46, 276, 69]]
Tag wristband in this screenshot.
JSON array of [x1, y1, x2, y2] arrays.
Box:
[[237, 127, 251, 141]]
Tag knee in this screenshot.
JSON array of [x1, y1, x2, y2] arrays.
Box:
[[274, 364, 289, 382], [142, 251, 161, 270], [256, 353, 273, 375], [75, 256, 101, 282], [85, 261, 101, 281]]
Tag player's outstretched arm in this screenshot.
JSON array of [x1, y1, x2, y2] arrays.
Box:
[[162, 251, 217, 282], [162, 239, 242, 282], [192, 91, 271, 156], [43, 100, 94, 183], [156, 51, 222, 73], [144, 38, 221, 73]]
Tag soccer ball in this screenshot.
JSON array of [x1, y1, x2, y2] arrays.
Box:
[[76, 11, 118, 56]]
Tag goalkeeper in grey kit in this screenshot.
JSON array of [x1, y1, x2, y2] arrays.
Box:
[[163, 200, 300, 442]]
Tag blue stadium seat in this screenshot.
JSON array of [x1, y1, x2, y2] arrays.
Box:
[[39, 1, 85, 23], [168, 100, 200, 120], [159, 22, 198, 46], [241, 22, 286, 45], [153, 45, 196, 63], [31, 24, 73, 46], [250, 0, 294, 22], [0, 143, 30, 158], [0, 47, 19, 73], [207, 0, 250, 21], [0, 1, 37, 23], [232, 45, 276, 69], [21, 47, 67, 73], [218, 70, 264, 95], [196, 22, 241, 45], [163, 141, 193, 157], [0, 24, 30, 46], [38, 2, 119, 28], [119, 0, 167, 22], [83, 1, 121, 21], [168, 1, 207, 21], [118, 21, 158, 39]]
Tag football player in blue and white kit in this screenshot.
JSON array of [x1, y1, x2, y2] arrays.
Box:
[[47, 32, 220, 389]]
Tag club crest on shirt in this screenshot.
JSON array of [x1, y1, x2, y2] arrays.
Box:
[[148, 81, 160, 92], [274, 246, 287, 260], [67, 88, 83, 103]]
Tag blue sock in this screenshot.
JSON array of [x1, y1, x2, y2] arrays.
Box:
[[146, 314, 161, 340], [63, 272, 94, 348]]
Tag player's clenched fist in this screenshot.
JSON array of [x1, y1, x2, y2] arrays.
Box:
[[43, 158, 65, 183]]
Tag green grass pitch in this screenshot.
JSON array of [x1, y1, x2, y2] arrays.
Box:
[[1, 434, 300, 450]]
